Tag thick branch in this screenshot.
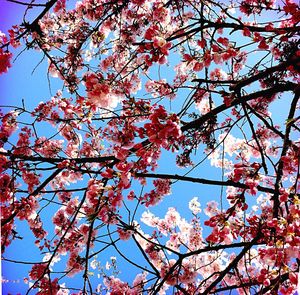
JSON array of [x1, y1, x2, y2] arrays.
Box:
[[135, 172, 277, 195], [182, 83, 298, 131], [0, 151, 116, 164], [272, 87, 300, 217], [1, 0, 58, 49], [1, 168, 62, 226], [230, 56, 300, 91], [202, 235, 261, 295]]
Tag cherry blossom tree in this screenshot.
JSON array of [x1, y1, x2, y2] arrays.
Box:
[[1, 0, 300, 294]]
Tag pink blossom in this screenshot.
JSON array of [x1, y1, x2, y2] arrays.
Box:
[[0, 48, 12, 74], [117, 228, 132, 240], [29, 263, 48, 280], [83, 72, 119, 109]]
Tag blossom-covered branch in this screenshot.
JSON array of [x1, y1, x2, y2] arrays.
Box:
[[1, 0, 299, 294]]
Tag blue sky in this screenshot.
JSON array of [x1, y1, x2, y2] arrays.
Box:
[[0, 4, 218, 293], [0, 1, 298, 295]]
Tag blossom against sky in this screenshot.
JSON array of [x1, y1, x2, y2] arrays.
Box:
[[1, 0, 300, 294]]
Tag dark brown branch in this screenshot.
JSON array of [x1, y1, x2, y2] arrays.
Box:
[[25, 189, 89, 295], [167, 20, 300, 43], [272, 87, 300, 217], [1, 0, 58, 49], [192, 78, 237, 84], [135, 172, 276, 195], [0, 151, 116, 164], [1, 168, 63, 226], [2, 257, 46, 264], [215, 281, 258, 292], [239, 91, 269, 174], [182, 83, 298, 131], [202, 235, 261, 295], [254, 272, 290, 294], [7, 0, 47, 6], [30, 168, 63, 197], [230, 56, 300, 91], [180, 241, 265, 264]]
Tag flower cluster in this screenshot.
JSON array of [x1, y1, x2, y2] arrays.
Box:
[[83, 72, 119, 110], [1, 0, 300, 294], [143, 106, 182, 150], [0, 48, 12, 75], [141, 179, 171, 206]]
